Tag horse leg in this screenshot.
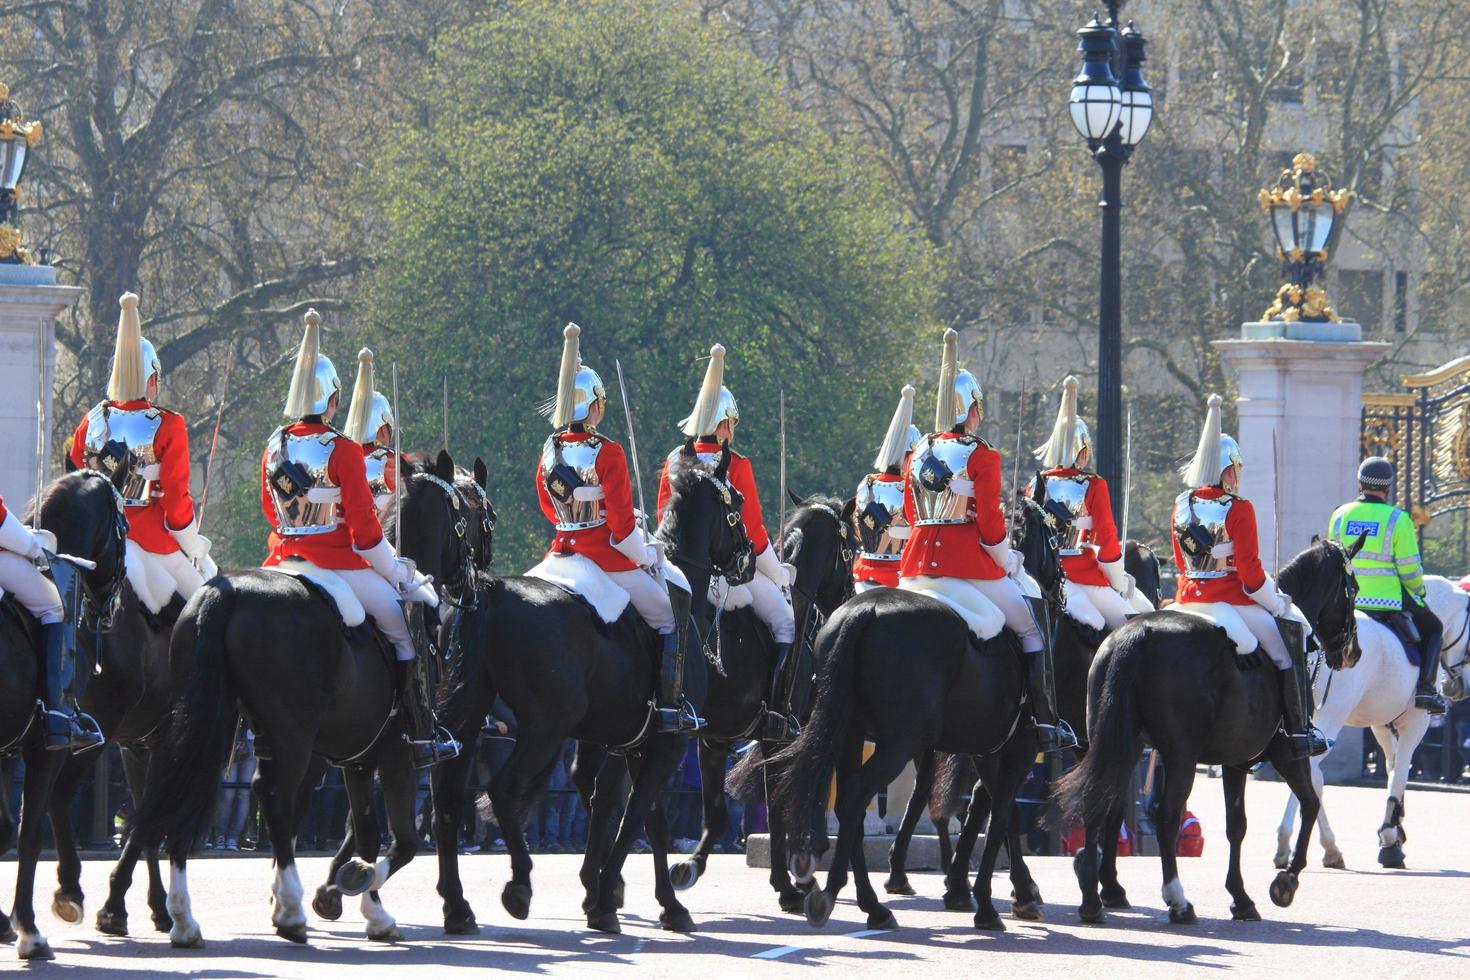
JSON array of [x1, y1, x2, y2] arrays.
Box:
[[354, 754, 420, 942], [766, 780, 807, 913], [642, 786, 696, 933], [47, 753, 89, 926], [1378, 714, 1427, 869], [884, 750, 934, 896], [1274, 784, 1299, 870], [490, 733, 564, 923], [117, 747, 174, 933], [12, 749, 63, 959], [1155, 752, 1198, 924], [255, 752, 312, 943], [587, 736, 685, 934], [672, 739, 729, 891], [1007, 804, 1044, 921], [1097, 804, 1131, 909], [942, 776, 989, 911], [805, 739, 911, 930], [1221, 766, 1258, 920], [1075, 812, 1106, 923], [1265, 740, 1319, 908], [431, 739, 479, 933], [845, 754, 897, 931], [1309, 755, 1344, 869], [312, 818, 356, 922], [577, 750, 623, 914], [971, 744, 1032, 931]]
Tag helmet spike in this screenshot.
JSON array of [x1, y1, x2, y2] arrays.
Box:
[[551, 322, 582, 429], [283, 308, 338, 418], [1180, 393, 1227, 487], [873, 384, 917, 470], [106, 292, 150, 402], [934, 329, 959, 433], [344, 348, 377, 443], [680, 344, 727, 437], [1035, 374, 1087, 468]]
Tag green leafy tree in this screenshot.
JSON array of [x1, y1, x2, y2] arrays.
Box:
[[369, 0, 939, 570]]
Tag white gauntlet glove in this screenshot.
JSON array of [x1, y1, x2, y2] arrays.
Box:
[[613, 529, 661, 568], [358, 537, 412, 588], [1246, 575, 1289, 617], [0, 510, 46, 559], [168, 516, 212, 561]]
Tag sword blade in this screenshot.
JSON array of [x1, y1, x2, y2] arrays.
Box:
[[1272, 426, 1282, 572], [1121, 403, 1133, 546], [197, 356, 235, 532], [778, 389, 787, 561], [613, 359, 650, 528], [392, 361, 403, 553], [1010, 380, 1026, 504]]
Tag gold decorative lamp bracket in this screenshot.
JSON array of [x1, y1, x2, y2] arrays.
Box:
[[1258, 151, 1350, 324], [0, 83, 43, 265]]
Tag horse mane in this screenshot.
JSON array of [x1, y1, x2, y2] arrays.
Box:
[[25, 469, 109, 523], [1278, 536, 1347, 612], [376, 455, 425, 543]]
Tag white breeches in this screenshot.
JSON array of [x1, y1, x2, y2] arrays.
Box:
[[606, 568, 675, 634], [337, 568, 414, 661], [964, 576, 1044, 652], [748, 571, 796, 643], [125, 540, 208, 613], [1068, 582, 1136, 631], [1236, 602, 1308, 671], [0, 551, 62, 623], [854, 580, 882, 594]]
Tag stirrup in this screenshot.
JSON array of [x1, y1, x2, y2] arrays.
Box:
[[654, 700, 704, 735], [43, 709, 105, 754], [1279, 726, 1332, 760], [405, 726, 461, 769], [1035, 719, 1078, 753], [763, 710, 802, 743], [1415, 691, 1448, 715]]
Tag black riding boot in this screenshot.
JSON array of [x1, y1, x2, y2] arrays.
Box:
[[654, 585, 703, 734], [1273, 617, 1331, 758], [41, 622, 103, 753], [1027, 640, 1076, 754], [1415, 627, 1447, 714], [396, 658, 461, 769], [763, 642, 800, 742]]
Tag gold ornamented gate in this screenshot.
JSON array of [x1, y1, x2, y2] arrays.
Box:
[[1361, 355, 1470, 530]]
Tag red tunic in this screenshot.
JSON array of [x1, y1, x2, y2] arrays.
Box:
[[1040, 467, 1121, 588], [536, 430, 639, 572], [259, 422, 384, 570], [70, 400, 194, 555], [656, 441, 771, 554], [1171, 487, 1266, 605], [898, 433, 1007, 581], [853, 471, 904, 589], [0, 495, 9, 524]]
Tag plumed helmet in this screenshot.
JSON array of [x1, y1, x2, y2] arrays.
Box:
[[906, 424, 923, 454], [681, 345, 737, 437], [106, 293, 162, 401], [1034, 375, 1093, 468], [873, 384, 917, 470], [345, 348, 394, 443], [933, 329, 982, 429], [283, 309, 340, 418], [545, 323, 606, 427], [1179, 394, 1242, 487], [1358, 456, 1393, 489]]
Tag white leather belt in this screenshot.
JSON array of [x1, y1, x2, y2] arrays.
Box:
[[948, 478, 975, 497]]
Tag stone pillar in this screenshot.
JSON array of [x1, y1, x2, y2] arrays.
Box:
[[1215, 320, 1388, 784], [0, 265, 83, 506]]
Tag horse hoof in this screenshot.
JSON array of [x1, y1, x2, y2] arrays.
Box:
[[444, 911, 480, 935], [1011, 901, 1043, 922], [502, 882, 532, 921], [313, 886, 343, 922], [1231, 902, 1261, 921], [1078, 904, 1105, 925], [169, 928, 204, 949], [1377, 845, 1405, 870], [335, 859, 376, 897], [804, 890, 834, 929], [942, 890, 976, 912], [883, 877, 916, 896], [1323, 852, 1346, 871], [17, 937, 54, 960], [276, 923, 309, 944], [660, 908, 697, 933], [52, 894, 84, 925], [1269, 872, 1298, 908], [670, 861, 700, 891], [974, 910, 1005, 931], [1100, 887, 1131, 910], [95, 910, 128, 937], [867, 908, 898, 930], [587, 910, 621, 934], [612, 879, 626, 910], [1272, 853, 1289, 870], [778, 890, 805, 915], [1169, 904, 1198, 925], [151, 912, 173, 933], [367, 924, 403, 943]]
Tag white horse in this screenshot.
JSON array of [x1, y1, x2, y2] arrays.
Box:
[[1274, 574, 1470, 870]]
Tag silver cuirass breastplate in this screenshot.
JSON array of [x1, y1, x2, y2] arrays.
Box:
[[266, 428, 343, 536], [1043, 474, 1092, 556], [83, 403, 164, 507], [856, 476, 909, 560], [1173, 490, 1236, 578], [364, 446, 392, 505], [541, 435, 607, 531], [909, 435, 978, 526]]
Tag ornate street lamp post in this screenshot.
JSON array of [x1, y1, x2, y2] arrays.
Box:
[[0, 83, 42, 265], [1258, 152, 1351, 324], [1068, 7, 1151, 517]]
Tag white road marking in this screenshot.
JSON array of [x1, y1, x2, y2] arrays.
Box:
[[751, 928, 889, 960]]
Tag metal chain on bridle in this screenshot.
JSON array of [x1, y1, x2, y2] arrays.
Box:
[[414, 472, 476, 610]]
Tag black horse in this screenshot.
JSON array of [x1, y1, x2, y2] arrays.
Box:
[[0, 471, 127, 959], [121, 450, 472, 947], [770, 493, 1064, 931], [884, 536, 1164, 907], [659, 490, 854, 905], [1057, 536, 1362, 924], [429, 444, 750, 935]]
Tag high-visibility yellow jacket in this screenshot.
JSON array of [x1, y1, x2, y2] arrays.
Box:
[[1328, 497, 1425, 612]]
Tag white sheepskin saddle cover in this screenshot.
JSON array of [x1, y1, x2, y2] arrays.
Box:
[[525, 553, 630, 625], [1168, 601, 1254, 655], [123, 540, 177, 615], [897, 575, 1006, 641], [265, 559, 366, 628]]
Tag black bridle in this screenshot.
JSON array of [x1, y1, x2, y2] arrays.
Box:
[[412, 472, 477, 610], [785, 501, 855, 612], [1315, 548, 1360, 670], [76, 473, 130, 633], [658, 470, 755, 583]]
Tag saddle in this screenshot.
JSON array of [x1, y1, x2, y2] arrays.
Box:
[[524, 553, 630, 624], [1366, 610, 1420, 665], [264, 560, 366, 627]]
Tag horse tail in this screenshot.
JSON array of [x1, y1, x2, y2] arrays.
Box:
[[132, 580, 240, 855], [769, 600, 873, 851], [1055, 627, 1145, 829], [930, 752, 975, 820], [726, 742, 767, 803]]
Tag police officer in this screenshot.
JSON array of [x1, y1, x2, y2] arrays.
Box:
[[1328, 457, 1447, 714]]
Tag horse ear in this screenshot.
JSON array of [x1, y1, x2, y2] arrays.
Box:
[[841, 496, 857, 524], [715, 441, 732, 481], [474, 457, 488, 490], [434, 448, 455, 483], [63, 455, 77, 474], [398, 452, 415, 480], [787, 487, 805, 508], [1031, 470, 1046, 504], [1348, 531, 1369, 560]]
